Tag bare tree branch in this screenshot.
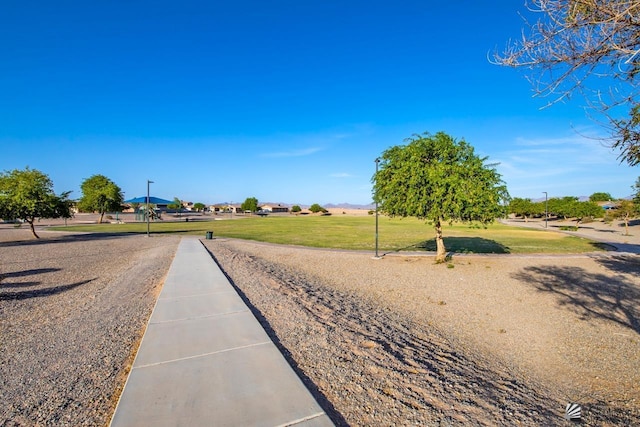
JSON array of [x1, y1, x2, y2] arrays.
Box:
[[492, 0, 640, 165]]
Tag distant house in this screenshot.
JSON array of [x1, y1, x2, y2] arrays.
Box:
[[597, 201, 619, 210], [260, 204, 289, 213]]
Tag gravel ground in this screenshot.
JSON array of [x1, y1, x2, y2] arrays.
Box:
[[202, 238, 640, 426], [0, 228, 179, 426]]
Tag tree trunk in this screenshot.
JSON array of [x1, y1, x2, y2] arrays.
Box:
[[27, 218, 40, 239], [434, 219, 446, 263], [624, 214, 629, 236], [99, 211, 105, 224]]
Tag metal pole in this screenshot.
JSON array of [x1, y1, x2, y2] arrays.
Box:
[[147, 180, 153, 237], [374, 158, 380, 258], [543, 191, 548, 228]]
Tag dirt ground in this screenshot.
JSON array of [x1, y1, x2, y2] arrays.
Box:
[[2, 215, 639, 425], [203, 227, 640, 425]]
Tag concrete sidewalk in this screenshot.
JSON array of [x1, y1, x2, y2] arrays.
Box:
[[110, 237, 334, 427]]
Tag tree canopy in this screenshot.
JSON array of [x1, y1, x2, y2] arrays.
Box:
[[77, 174, 124, 223], [509, 197, 541, 221], [606, 199, 637, 235], [193, 202, 206, 212], [309, 203, 326, 214], [0, 167, 73, 238], [493, 0, 640, 165], [373, 132, 509, 262], [633, 176, 640, 206], [168, 197, 182, 216], [589, 192, 614, 202], [241, 197, 259, 212]]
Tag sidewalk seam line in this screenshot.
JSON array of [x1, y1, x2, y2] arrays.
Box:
[[150, 309, 251, 324], [276, 412, 328, 427], [158, 289, 239, 300], [133, 341, 273, 369]]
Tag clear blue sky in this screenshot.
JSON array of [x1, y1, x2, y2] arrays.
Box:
[[2, 1, 637, 205]]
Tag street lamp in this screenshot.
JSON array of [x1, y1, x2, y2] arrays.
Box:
[[543, 191, 548, 228], [147, 180, 154, 237], [374, 158, 381, 259]]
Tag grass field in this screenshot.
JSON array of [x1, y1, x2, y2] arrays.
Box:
[[49, 215, 606, 254]]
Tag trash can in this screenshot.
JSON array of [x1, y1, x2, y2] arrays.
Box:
[[205, 231, 213, 240]]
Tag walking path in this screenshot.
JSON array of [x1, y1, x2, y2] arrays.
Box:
[[109, 237, 334, 427], [501, 218, 640, 254]]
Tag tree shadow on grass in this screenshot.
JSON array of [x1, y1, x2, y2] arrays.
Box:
[[590, 241, 618, 251], [512, 259, 640, 334], [404, 237, 510, 254]]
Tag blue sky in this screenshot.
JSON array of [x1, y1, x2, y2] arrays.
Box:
[[1, 1, 637, 205]]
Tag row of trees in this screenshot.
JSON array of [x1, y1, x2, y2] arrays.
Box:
[[0, 168, 125, 238], [510, 181, 640, 234], [0, 167, 218, 239], [509, 196, 604, 223], [167, 198, 206, 214]]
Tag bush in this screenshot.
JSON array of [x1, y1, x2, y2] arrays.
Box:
[[309, 203, 325, 213], [291, 205, 302, 213]]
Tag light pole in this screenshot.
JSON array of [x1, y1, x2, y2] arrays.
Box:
[[543, 191, 548, 228], [374, 158, 380, 259], [147, 180, 154, 237]]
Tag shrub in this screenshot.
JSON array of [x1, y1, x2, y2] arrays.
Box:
[[309, 203, 325, 213]]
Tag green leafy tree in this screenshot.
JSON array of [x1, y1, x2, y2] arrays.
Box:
[[167, 197, 182, 210], [77, 174, 124, 224], [633, 177, 640, 207], [373, 132, 509, 262], [0, 167, 73, 238], [509, 197, 537, 222], [606, 200, 638, 236], [193, 202, 205, 212], [241, 197, 259, 212], [291, 205, 302, 213], [570, 201, 604, 226], [309, 203, 326, 214], [548, 196, 579, 220], [494, 1, 640, 165], [589, 192, 614, 202], [168, 197, 182, 216]]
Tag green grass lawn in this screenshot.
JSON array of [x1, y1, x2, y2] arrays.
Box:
[[50, 214, 607, 254]]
